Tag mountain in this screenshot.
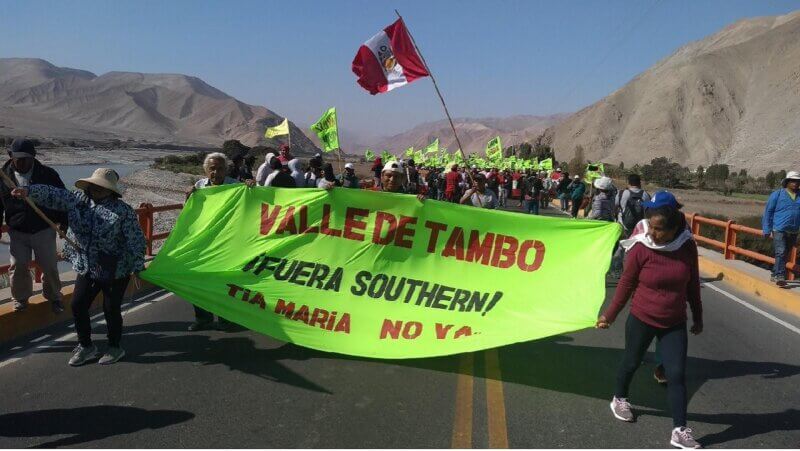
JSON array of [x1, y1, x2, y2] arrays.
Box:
[[0, 58, 319, 153], [359, 114, 568, 156], [541, 10, 800, 174]]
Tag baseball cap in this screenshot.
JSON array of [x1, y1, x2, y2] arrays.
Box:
[[643, 190, 678, 209], [382, 160, 403, 174], [344, 163, 354, 170], [10, 138, 36, 158]]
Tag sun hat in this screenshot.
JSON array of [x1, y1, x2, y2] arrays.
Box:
[[642, 190, 678, 209], [75, 168, 122, 195], [344, 163, 354, 170], [382, 160, 403, 174], [593, 176, 613, 190]]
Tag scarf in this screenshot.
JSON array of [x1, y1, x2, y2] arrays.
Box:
[[620, 219, 693, 253]]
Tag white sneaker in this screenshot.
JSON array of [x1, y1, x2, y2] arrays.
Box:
[[99, 347, 126, 365], [670, 427, 702, 449], [610, 396, 634, 422], [68, 344, 99, 366]]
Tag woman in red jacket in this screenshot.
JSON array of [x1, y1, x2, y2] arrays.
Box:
[[596, 191, 703, 449]]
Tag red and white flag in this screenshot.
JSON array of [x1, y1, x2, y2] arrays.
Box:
[[351, 18, 429, 95]]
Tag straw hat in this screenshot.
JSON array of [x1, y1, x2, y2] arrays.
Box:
[[75, 168, 122, 195]]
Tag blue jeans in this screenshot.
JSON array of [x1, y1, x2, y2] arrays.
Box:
[[772, 231, 798, 279], [526, 199, 539, 215]]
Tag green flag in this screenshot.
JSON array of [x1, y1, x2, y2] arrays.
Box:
[[404, 147, 415, 157], [424, 139, 439, 155], [381, 150, 394, 163], [310, 107, 340, 152], [584, 163, 605, 183], [365, 149, 375, 161], [540, 158, 553, 171], [142, 186, 621, 359], [486, 136, 503, 159]]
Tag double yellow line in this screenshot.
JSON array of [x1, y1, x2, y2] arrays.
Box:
[[451, 349, 509, 448]]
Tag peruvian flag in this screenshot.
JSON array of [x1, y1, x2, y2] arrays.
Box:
[[352, 18, 429, 95]]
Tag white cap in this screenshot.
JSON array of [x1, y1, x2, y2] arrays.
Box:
[[594, 176, 613, 190], [471, 165, 477, 169], [345, 163, 354, 170], [573, 175, 580, 179], [382, 160, 403, 174], [786, 170, 800, 180]]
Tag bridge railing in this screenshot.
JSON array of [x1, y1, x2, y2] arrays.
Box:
[[0, 203, 795, 286], [685, 213, 796, 280], [0, 202, 184, 289]]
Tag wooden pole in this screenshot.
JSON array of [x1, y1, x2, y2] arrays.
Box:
[[0, 170, 81, 250], [394, 10, 482, 205]]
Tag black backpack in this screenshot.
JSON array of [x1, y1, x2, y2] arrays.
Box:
[[621, 190, 645, 230]]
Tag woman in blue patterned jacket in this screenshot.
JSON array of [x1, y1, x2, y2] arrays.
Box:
[[12, 167, 146, 366]]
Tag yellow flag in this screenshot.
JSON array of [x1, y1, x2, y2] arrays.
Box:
[[265, 118, 289, 138]]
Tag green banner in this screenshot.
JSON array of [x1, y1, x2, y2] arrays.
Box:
[[142, 186, 620, 359], [310, 107, 339, 152], [365, 149, 375, 161], [584, 163, 605, 183]]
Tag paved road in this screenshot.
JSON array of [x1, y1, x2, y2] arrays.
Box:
[[0, 205, 798, 448]]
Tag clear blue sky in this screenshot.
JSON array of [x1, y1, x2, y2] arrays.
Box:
[[2, 0, 799, 138]]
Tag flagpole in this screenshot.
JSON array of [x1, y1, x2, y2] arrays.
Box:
[[394, 9, 481, 204]]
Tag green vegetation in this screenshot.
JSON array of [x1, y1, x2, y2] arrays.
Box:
[[152, 140, 278, 175]]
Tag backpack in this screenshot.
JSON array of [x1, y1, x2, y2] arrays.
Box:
[[621, 190, 645, 231]]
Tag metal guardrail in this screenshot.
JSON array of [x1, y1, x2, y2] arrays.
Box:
[[685, 213, 797, 281]]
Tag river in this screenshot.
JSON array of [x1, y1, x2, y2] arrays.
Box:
[[0, 162, 149, 276]]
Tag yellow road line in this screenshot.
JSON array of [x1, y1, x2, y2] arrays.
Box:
[[485, 349, 509, 449], [451, 352, 474, 448]]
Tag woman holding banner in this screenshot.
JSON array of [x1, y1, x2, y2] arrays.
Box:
[[595, 192, 703, 449], [12, 168, 146, 367]]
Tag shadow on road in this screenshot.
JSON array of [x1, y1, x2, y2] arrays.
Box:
[[0, 405, 194, 447], [496, 335, 800, 445], [36, 321, 333, 395]]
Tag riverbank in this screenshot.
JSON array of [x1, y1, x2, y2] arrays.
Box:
[[36, 147, 195, 166]]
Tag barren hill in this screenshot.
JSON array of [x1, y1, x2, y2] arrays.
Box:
[[0, 58, 319, 153], [364, 114, 568, 155], [541, 10, 800, 174]]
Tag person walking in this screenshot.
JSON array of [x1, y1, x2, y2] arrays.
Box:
[[525, 172, 543, 215], [187, 153, 254, 331], [596, 194, 703, 449], [12, 168, 146, 366], [568, 175, 586, 218], [460, 173, 498, 209], [557, 171, 571, 212], [762, 170, 800, 287], [0, 138, 67, 313], [610, 174, 651, 276], [587, 176, 615, 221]]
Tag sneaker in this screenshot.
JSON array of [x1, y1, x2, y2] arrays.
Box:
[[610, 396, 634, 422], [187, 320, 213, 331], [68, 344, 99, 367], [670, 427, 701, 449], [12, 299, 28, 312], [99, 347, 126, 365], [50, 299, 65, 314], [775, 277, 787, 287], [654, 364, 668, 384]]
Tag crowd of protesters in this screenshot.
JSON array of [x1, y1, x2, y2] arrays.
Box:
[[1, 137, 798, 448]]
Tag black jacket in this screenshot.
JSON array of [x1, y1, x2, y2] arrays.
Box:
[[0, 160, 68, 234]]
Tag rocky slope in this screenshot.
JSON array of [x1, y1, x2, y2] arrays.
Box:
[[541, 10, 800, 174], [0, 58, 319, 154]]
